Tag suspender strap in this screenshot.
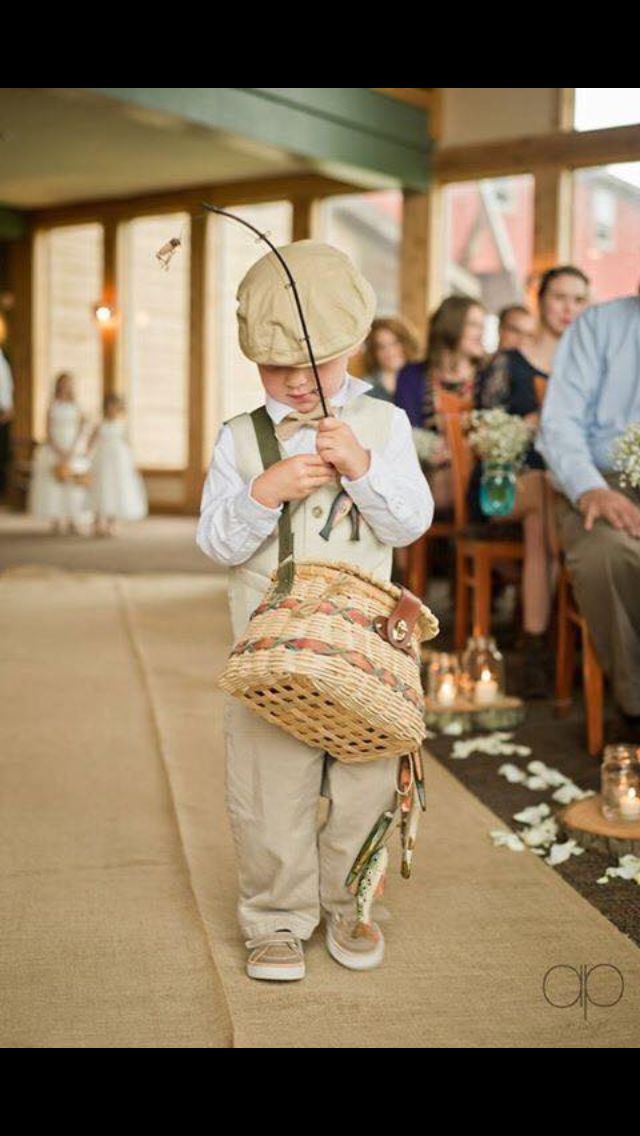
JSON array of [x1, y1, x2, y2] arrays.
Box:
[[250, 406, 294, 595]]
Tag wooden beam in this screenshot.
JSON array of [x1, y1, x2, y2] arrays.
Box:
[[29, 173, 365, 231], [185, 209, 207, 513], [436, 123, 640, 183], [532, 166, 572, 288]]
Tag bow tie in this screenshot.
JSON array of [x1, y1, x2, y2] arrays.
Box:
[[274, 406, 332, 442]]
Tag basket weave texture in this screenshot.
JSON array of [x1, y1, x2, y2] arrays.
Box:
[[219, 560, 439, 762]]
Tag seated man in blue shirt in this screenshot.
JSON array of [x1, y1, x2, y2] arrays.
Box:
[[537, 294, 640, 737]]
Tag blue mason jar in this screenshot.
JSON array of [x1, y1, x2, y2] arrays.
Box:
[[479, 461, 517, 517]]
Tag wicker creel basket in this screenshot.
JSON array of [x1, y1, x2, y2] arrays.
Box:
[[219, 560, 439, 762]]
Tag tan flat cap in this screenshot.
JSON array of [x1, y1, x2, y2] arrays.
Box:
[[236, 240, 377, 368]]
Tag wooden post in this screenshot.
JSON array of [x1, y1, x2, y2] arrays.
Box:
[[532, 165, 572, 293], [292, 197, 316, 242], [102, 217, 118, 399], [185, 209, 206, 514], [401, 189, 440, 349]]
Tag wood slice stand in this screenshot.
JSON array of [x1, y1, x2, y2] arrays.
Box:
[[424, 694, 525, 734], [560, 794, 640, 856]]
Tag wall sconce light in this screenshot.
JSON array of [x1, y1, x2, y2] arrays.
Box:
[[93, 303, 116, 326]]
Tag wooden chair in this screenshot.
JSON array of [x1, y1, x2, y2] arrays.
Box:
[[405, 389, 471, 598], [555, 563, 604, 758], [448, 411, 524, 648], [454, 372, 553, 649]]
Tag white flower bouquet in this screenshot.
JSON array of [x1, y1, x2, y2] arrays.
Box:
[[468, 408, 532, 467], [612, 422, 640, 490]]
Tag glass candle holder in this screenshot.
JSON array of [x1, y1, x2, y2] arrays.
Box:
[[427, 652, 460, 707], [461, 635, 505, 705], [601, 745, 640, 823], [480, 461, 517, 517]]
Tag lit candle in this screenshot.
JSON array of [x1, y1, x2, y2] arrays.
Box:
[[437, 675, 457, 706], [474, 667, 499, 705], [618, 786, 640, 821]]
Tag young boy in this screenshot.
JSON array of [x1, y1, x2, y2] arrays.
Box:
[[197, 240, 434, 980]]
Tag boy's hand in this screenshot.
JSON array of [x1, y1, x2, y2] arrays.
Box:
[[251, 454, 335, 509], [315, 418, 370, 481]]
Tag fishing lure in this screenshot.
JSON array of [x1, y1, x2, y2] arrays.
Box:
[[401, 790, 421, 879], [319, 489, 360, 541], [155, 237, 182, 270], [354, 844, 389, 932], [345, 809, 395, 890]]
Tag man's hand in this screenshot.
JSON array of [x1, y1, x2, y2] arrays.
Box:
[[251, 454, 335, 509], [315, 418, 370, 480], [578, 487, 640, 538]]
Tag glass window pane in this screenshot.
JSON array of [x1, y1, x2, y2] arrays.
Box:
[[34, 223, 103, 438], [442, 175, 534, 349], [119, 213, 190, 469], [572, 163, 640, 302], [205, 201, 293, 449], [575, 88, 640, 131], [316, 191, 402, 315]]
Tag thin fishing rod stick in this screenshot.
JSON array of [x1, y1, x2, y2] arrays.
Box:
[[202, 203, 329, 415]]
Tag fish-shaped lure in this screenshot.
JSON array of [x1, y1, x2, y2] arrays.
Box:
[[400, 791, 421, 879], [354, 844, 389, 932], [345, 808, 395, 890], [319, 489, 361, 542]]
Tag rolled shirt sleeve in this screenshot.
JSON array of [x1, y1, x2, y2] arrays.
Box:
[[196, 424, 282, 565]]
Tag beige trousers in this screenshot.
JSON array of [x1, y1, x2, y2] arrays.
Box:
[[223, 696, 399, 941]]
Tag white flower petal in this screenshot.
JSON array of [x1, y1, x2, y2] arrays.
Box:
[[545, 840, 585, 865], [498, 763, 527, 783], [524, 776, 548, 791], [490, 829, 526, 851], [513, 803, 551, 825]]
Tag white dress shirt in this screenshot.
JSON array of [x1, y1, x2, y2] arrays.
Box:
[[196, 375, 434, 566]]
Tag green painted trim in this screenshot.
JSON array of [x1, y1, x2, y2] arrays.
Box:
[[88, 88, 431, 190], [0, 207, 27, 239]]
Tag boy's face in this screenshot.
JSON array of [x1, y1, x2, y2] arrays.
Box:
[[258, 352, 351, 413]]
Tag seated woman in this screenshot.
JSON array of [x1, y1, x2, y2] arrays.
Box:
[[473, 265, 590, 696], [395, 296, 485, 512], [362, 317, 419, 403]]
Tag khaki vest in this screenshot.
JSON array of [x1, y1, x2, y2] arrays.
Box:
[[226, 394, 395, 638]]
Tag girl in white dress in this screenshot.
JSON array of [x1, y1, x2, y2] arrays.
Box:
[[28, 372, 89, 533], [88, 394, 147, 536]]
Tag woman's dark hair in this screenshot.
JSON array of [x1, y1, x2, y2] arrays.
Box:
[[425, 295, 483, 371], [537, 265, 590, 304], [363, 317, 420, 375]]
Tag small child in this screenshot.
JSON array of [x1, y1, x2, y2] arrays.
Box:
[[88, 394, 147, 536], [28, 372, 89, 534], [197, 240, 434, 980]]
